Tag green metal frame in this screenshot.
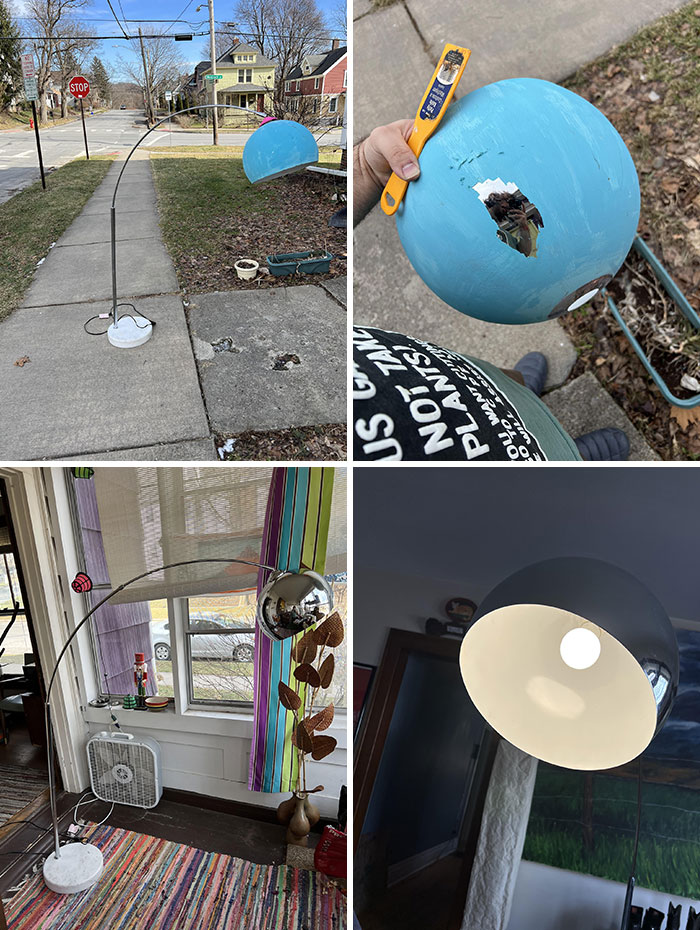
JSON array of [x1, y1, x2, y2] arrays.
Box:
[[605, 236, 700, 408]]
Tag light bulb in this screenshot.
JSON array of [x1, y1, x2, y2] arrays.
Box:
[[560, 627, 601, 669]]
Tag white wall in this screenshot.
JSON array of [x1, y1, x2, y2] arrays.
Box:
[[83, 706, 346, 818], [508, 861, 698, 930], [355, 564, 468, 666]]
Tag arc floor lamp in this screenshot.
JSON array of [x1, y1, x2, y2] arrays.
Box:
[[42, 557, 332, 895], [459, 557, 679, 930], [106, 106, 320, 348]]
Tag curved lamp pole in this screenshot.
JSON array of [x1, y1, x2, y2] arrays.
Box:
[[107, 104, 320, 348], [43, 556, 332, 894]]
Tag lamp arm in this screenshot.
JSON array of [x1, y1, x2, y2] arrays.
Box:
[[44, 554, 277, 861], [110, 103, 265, 327], [110, 104, 267, 211]]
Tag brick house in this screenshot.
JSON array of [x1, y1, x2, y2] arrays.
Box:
[[283, 40, 347, 124]]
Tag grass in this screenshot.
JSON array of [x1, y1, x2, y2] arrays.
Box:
[[0, 155, 116, 322], [0, 108, 108, 130], [150, 144, 345, 293], [524, 764, 700, 899]]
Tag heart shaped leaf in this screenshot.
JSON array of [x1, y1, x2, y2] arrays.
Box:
[[319, 654, 335, 689], [291, 720, 314, 753], [278, 681, 301, 711], [311, 735, 337, 761], [294, 663, 321, 688], [307, 704, 334, 732], [294, 631, 317, 665], [313, 612, 344, 648]]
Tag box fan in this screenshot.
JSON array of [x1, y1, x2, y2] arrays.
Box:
[[87, 731, 162, 808]]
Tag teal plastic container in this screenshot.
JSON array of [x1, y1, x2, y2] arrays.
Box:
[[266, 250, 333, 276]]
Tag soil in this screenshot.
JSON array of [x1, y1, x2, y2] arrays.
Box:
[[184, 173, 346, 294], [217, 423, 347, 461], [559, 1, 700, 459]]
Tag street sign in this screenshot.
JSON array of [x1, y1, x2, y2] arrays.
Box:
[[21, 53, 35, 79], [165, 91, 172, 100], [205, 74, 222, 80], [23, 76, 38, 102], [69, 75, 90, 99]]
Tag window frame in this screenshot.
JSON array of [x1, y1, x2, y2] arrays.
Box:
[[329, 96, 338, 113], [184, 596, 256, 709]]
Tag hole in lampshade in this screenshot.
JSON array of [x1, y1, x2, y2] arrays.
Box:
[[560, 627, 601, 670]]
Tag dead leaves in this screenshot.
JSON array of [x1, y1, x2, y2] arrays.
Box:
[[311, 736, 337, 761], [291, 719, 314, 752], [278, 681, 301, 712], [293, 630, 317, 665], [319, 654, 334, 689], [313, 612, 344, 648], [306, 704, 334, 732], [293, 663, 321, 688], [14, 356, 30, 367]]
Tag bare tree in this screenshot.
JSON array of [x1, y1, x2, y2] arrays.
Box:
[[199, 28, 232, 60], [117, 28, 187, 120], [26, 0, 91, 123], [325, 0, 346, 41], [53, 19, 97, 117], [231, 0, 329, 115]]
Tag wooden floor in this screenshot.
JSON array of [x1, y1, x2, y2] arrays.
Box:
[[358, 855, 465, 930], [0, 719, 47, 772], [0, 790, 304, 899]]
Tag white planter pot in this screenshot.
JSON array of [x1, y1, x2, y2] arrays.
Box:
[[234, 259, 259, 281]]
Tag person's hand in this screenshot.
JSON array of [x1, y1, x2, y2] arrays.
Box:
[[359, 119, 419, 188], [353, 118, 418, 224]]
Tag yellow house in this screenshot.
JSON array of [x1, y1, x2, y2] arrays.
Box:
[[195, 41, 275, 121]]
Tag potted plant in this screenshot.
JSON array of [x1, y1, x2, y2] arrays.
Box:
[[276, 610, 345, 846]]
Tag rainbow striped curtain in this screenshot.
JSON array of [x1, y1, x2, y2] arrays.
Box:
[[248, 467, 335, 793]]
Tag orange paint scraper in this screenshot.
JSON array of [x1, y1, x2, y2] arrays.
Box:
[[380, 43, 471, 216]]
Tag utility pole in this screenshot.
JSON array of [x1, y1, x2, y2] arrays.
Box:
[[139, 28, 155, 125], [208, 0, 219, 145]]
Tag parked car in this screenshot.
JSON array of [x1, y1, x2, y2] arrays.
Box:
[[150, 617, 255, 663], [120, 104, 126, 109]]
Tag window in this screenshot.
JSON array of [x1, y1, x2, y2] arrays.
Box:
[[285, 81, 290, 92], [296, 80, 300, 91], [343, 69, 347, 87], [238, 69, 244, 83], [314, 77, 320, 90], [0, 551, 29, 676], [68, 468, 346, 714], [246, 69, 252, 82], [329, 96, 338, 113], [312, 98, 318, 114]]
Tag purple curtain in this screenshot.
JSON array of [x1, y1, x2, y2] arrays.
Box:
[[73, 477, 156, 696]]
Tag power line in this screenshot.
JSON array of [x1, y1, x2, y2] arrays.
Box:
[[3, 32, 210, 41], [104, 0, 129, 39], [162, 0, 198, 36]]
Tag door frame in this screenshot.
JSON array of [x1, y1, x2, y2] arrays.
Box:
[[353, 628, 499, 927]]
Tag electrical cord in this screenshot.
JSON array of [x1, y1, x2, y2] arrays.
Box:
[[83, 303, 156, 337], [73, 792, 115, 829]]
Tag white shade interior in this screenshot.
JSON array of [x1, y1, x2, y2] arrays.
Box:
[[460, 603, 658, 770]]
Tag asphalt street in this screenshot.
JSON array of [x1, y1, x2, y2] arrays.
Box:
[[0, 108, 342, 203]]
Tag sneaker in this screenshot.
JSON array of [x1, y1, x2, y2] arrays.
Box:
[[575, 427, 630, 461], [514, 351, 548, 396]]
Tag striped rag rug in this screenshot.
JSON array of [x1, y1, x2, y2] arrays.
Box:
[[5, 823, 346, 930], [0, 764, 48, 827]]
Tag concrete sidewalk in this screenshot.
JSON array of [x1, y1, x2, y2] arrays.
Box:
[[353, 0, 679, 457], [0, 152, 346, 460]]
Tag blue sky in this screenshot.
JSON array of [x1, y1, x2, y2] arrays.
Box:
[[15, 0, 345, 79]]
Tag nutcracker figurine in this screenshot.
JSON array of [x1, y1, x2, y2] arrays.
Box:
[[134, 652, 148, 709]]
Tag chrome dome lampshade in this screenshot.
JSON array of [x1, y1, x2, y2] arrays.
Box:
[[256, 569, 333, 641], [459, 557, 678, 771]]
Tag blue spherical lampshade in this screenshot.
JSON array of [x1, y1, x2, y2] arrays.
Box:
[[243, 119, 319, 184], [396, 78, 640, 324]]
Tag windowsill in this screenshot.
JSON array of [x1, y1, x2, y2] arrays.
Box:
[[82, 703, 348, 748]]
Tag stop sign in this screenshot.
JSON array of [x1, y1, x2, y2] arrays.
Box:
[[69, 75, 90, 99]]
